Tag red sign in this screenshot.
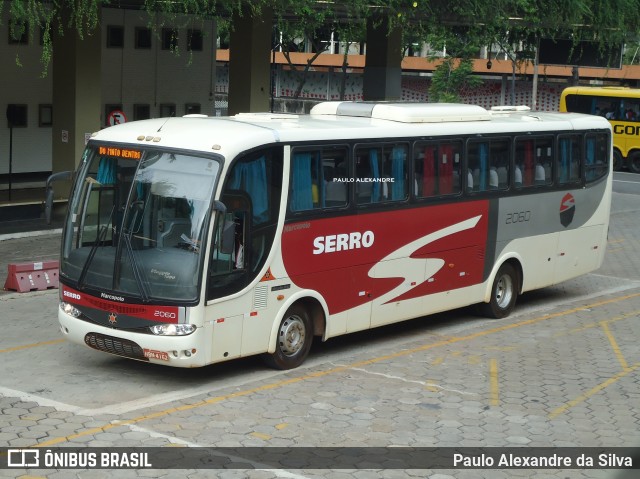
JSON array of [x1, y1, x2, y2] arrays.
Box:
[[107, 110, 127, 126]]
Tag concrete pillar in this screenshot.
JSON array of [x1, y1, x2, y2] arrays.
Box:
[[363, 17, 402, 101], [52, 11, 101, 194], [228, 7, 273, 115]]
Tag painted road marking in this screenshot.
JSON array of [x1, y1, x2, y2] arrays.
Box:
[[0, 338, 65, 354], [489, 359, 500, 407], [549, 363, 640, 419], [600, 321, 630, 371]]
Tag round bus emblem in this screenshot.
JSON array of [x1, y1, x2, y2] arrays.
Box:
[[559, 193, 575, 227]]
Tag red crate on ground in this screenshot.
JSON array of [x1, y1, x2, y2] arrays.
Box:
[[4, 261, 59, 293]]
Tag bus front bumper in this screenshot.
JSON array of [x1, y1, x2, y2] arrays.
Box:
[[58, 307, 208, 368]]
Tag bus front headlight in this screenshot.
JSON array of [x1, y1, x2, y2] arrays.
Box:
[[149, 324, 196, 336], [61, 302, 82, 318]]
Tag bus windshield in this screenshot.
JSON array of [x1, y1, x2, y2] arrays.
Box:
[[60, 144, 221, 303]]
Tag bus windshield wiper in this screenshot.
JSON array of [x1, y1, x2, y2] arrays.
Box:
[[121, 231, 151, 303], [78, 206, 115, 290]]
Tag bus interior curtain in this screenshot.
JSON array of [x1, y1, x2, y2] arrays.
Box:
[[440, 143, 453, 194], [422, 146, 436, 196], [230, 156, 269, 222], [369, 148, 380, 202], [97, 157, 116, 185], [391, 146, 405, 200], [560, 138, 571, 182], [291, 152, 314, 211], [479, 143, 488, 191], [524, 141, 534, 186], [315, 152, 325, 208], [586, 137, 596, 180]]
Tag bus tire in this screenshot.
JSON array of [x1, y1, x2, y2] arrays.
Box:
[[478, 263, 518, 319], [629, 151, 640, 174], [263, 304, 313, 370], [613, 150, 623, 171]]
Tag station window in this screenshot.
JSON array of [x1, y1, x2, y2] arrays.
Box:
[[159, 104, 176, 117], [514, 137, 554, 188], [557, 134, 582, 185], [466, 138, 510, 192], [354, 144, 408, 204], [39, 104, 52, 127], [185, 103, 201, 115], [106, 26, 124, 48], [414, 140, 462, 198], [6, 104, 27, 128], [135, 27, 152, 49], [289, 146, 349, 212], [162, 28, 178, 50], [187, 29, 203, 51], [8, 21, 28, 45], [133, 104, 150, 121]]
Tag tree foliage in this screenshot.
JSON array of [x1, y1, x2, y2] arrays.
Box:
[[3, 0, 640, 77]]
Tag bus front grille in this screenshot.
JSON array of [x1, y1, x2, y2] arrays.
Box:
[[84, 332, 148, 361]]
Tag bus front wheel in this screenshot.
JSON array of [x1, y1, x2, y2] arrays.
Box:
[[478, 263, 519, 319], [263, 304, 313, 370]]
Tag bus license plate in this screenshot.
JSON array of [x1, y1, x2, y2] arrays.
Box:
[[144, 349, 169, 361]]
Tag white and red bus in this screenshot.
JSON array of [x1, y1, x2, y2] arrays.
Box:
[[50, 102, 612, 369]]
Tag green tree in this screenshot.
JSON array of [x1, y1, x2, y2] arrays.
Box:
[[4, 0, 640, 78]]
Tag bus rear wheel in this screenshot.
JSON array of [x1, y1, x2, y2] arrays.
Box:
[[629, 151, 640, 174], [478, 263, 519, 319], [613, 150, 623, 171], [263, 304, 313, 370]]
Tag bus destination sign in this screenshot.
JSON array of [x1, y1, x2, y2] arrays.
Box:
[[98, 146, 142, 160]]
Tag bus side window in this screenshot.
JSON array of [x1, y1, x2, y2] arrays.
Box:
[[467, 141, 490, 192], [467, 139, 509, 192], [490, 139, 510, 190], [414, 141, 461, 198], [558, 135, 582, 185], [515, 137, 553, 188], [585, 133, 609, 182], [355, 147, 381, 203], [385, 145, 408, 201], [208, 148, 283, 300], [289, 147, 348, 212], [355, 144, 408, 204]]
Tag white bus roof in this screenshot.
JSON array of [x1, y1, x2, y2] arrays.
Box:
[[90, 102, 611, 160]]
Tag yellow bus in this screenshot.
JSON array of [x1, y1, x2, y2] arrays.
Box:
[[560, 86, 640, 173]]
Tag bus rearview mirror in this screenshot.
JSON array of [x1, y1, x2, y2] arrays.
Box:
[[220, 220, 235, 255], [44, 171, 73, 224]]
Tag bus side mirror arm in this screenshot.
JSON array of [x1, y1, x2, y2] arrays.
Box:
[[44, 171, 73, 224]]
